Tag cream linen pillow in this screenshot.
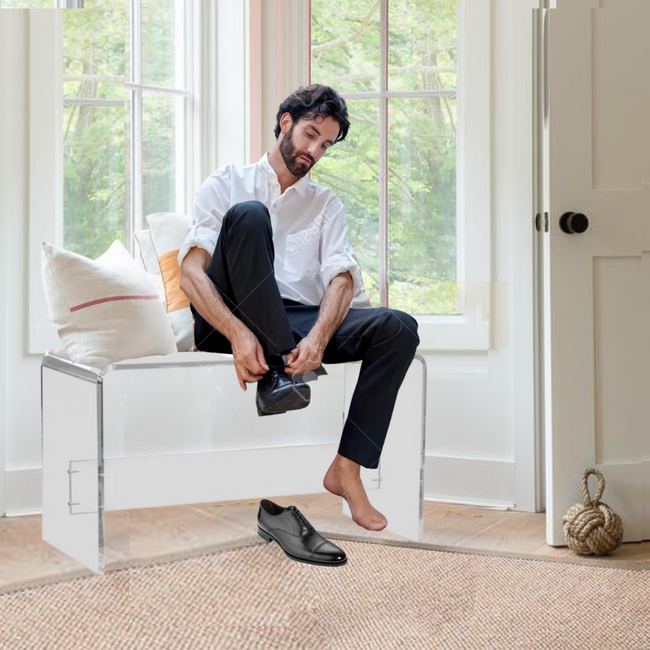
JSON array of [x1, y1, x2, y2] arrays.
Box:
[[41, 239, 178, 365], [134, 228, 166, 308], [145, 213, 196, 352]]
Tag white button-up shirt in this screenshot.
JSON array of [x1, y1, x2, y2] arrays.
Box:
[[177, 151, 372, 308]]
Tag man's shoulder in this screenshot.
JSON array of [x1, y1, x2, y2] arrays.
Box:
[[320, 186, 344, 214], [213, 163, 234, 179], [307, 180, 341, 207], [200, 163, 232, 187], [306, 176, 330, 194]]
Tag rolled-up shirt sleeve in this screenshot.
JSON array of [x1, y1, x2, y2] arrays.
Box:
[[319, 194, 367, 304], [177, 167, 231, 270]]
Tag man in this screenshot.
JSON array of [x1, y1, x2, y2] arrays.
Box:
[[178, 84, 420, 532]]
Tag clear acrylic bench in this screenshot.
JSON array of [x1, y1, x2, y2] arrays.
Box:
[[41, 348, 427, 574]]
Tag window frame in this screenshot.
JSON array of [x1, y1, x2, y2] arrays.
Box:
[[126, 0, 199, 258], [28, 1, 202, 353], [307, 0, 492, 350], [57, 0, 199, 257]]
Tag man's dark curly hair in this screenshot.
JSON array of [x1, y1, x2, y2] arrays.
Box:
[[274, 84, 350, 144]]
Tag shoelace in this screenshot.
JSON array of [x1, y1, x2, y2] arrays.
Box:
[[289, 506, 315, 534]]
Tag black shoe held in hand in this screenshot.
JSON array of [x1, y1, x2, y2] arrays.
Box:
[[256, 367, 310, 417], [257, 499, 347, 566]]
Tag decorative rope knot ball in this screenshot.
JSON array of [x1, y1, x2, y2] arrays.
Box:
[[562, 467, 623, 556]]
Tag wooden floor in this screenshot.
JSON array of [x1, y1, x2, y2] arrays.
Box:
[[1, 494, 648, 589]]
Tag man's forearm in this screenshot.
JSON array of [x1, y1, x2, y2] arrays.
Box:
[[180, 262, 246, 342], [308, 272, 354, 345]]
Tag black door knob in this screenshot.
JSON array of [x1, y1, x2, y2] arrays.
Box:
[[559, 212, 589, 234]]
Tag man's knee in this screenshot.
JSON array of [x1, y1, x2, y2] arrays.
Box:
[[224, 200, 271, 230], [387, 308, 420, 349], [374, 307, 420, 349]]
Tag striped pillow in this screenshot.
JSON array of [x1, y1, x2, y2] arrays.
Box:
[[145, 213, 195, 352], [41, 239, 178, 365]]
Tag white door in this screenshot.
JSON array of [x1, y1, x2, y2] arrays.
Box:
[[542, 0, 650, 545]]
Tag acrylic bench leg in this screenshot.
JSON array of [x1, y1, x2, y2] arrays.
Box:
[[341, 354, 426, 542], [41, 365, 105, 575]]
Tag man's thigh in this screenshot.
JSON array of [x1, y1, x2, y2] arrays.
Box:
[[193, 304, 413, 361], [285, 305, 417, 363], [320, 307, 388, 364]]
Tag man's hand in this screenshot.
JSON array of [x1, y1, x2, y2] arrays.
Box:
[[284, 272, 353, 377], [284, 333, 326, 377], [230, 327, 269, 390]]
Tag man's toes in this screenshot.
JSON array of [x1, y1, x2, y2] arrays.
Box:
[[369, 517, 387, 530]]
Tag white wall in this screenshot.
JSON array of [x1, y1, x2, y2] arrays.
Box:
[[415, 0, 540, 511], [0, 1, 541, 516], [1, 11, 43, 514]]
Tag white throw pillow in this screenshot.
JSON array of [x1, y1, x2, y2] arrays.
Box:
[[145, 213, 196, 352], [134, 228, 161, 274], [41, 239, 178, 365], [134, 228, 167, 308]]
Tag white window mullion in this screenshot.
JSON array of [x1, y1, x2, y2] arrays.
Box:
[[124, 81, 189, 96], [186, 0, 201, 217], [131, 86, 142, 243], [174, 0, 186, 215], [63, 98, 124, 107], [130, 0, 142, 254]]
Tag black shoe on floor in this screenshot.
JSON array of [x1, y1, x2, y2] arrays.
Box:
[[256, 367, 310, 417], [257, 499, 347, 567]]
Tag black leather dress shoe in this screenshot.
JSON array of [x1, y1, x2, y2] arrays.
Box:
[[256, 367, 310, 417], [257, 499, 347, 567]]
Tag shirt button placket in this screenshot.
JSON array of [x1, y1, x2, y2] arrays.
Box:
[[269, 181, 279, 206]]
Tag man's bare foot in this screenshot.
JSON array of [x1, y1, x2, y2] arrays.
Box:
[[323, 453, 388, 531]]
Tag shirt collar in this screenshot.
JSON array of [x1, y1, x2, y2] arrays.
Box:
[[258, 151, 309, 198]]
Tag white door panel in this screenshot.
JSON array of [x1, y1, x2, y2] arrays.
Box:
[[542, 0, 650, 545]]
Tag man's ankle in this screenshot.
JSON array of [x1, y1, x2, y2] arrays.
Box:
[[266, 354, 285, 370], [334, 453, 360, 473]]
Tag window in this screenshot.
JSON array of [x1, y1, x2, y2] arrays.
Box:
[[127, 0, 196, 246], [60, 0, 197, 259], [310, 0, 458, 317], [62, 4, 126, 258]]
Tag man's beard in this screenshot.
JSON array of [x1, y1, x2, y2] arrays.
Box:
[[279, 125, 312, 177]]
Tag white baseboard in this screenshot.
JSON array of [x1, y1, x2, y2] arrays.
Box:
[[3, 453, 518, 516], [423, 453, 516, 509], [3, 466, 41, 516]]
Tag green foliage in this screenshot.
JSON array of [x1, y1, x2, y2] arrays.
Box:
[[140, 0, 180, 220], [62, 4, 126, 259], [311, 0, 459, 315], [62, 0, 179, 260]]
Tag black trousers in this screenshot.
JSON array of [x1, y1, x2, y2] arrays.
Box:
[[190, 200, 420, 469]]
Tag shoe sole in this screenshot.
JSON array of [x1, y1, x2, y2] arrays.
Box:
[[256, 384, 311, 417], [257, 526, 347, 567]]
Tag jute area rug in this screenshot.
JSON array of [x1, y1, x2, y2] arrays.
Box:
[[1, 532, 648, 650]]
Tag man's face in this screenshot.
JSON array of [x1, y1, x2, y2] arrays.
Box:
[[279, 115, 340, 178]]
